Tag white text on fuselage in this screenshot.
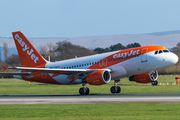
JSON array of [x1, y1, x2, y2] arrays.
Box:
[[113, 50, 140, 59], [15, 34, 39, 63]]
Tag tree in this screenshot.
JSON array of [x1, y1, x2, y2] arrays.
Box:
[[39, 45, 49, 60], [55, 41, 96, 60], [5, 54, 21, 66], [94, 42, 141, 54], [3, 42, 9, 61], [171, 42, 180, 55], [110, 43, 126, 51], [39, 42, 56, 62], [126, 42, 141, 48], [94, 47, 110, 54]]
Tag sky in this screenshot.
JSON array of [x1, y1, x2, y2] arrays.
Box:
[[0, 0, 180, 38]]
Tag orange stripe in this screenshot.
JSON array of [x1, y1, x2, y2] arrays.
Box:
[[88, 46, 167, 69]]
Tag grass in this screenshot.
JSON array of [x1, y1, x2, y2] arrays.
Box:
[[0, 103, 180, 120], [0, 75, 179, 94], [0, 75, 180, 120]]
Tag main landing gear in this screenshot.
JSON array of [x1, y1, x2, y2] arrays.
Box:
[[79, 80, 122, 95], [110, 80, 121, 94], [79, 83, 90, 95], [151, 81, 158, 86]]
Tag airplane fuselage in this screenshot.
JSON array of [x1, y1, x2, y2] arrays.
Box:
[[15, 46, 178, 85]]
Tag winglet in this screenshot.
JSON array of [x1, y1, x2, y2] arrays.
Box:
[[2, 65, 8, 72]]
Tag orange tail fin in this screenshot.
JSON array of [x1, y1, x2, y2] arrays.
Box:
[[12, 31, 47, 67]]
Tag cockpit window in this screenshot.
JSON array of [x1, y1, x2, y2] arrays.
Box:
[[159, 50, 163, 54], [154, 51, 158, 54], [163, 50, 169, 53], [155, 49, 169, 55]]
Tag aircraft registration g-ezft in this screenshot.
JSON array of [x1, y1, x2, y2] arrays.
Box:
[[1, 31, 179, 95]]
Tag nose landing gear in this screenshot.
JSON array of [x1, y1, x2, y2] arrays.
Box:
[[151, 81, 158, 86]]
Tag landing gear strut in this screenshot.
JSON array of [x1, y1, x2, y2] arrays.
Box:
[[79, 83, 90, 95], [110, 80, 121, 94]]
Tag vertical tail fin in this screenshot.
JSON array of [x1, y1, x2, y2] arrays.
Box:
[[12, 31, 47, 67]]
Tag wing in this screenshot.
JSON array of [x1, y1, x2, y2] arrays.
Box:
[[1, 66, 110, 78]]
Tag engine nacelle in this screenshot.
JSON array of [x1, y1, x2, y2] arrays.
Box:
[[129, 71, 158, 83], [85, 69, 111, 85]]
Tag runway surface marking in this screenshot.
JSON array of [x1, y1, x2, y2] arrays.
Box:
[[0, 93, 180, 104]]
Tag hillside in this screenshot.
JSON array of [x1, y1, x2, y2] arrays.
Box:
[[0, 30, 180, 58]]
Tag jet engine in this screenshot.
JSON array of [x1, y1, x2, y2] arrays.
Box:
[[129, 71, 158, 83], [83, 69, 111, 85]]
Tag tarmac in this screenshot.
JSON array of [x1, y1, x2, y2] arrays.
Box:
[[0, 93, 180, 104]]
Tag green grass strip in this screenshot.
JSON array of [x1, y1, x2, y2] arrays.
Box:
[[0, 103, 180, 120]]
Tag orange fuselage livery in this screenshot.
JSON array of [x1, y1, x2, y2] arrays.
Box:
[[2, 31, 179, 95]]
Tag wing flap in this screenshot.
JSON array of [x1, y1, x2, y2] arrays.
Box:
[[0, 72, 31, 75], [8, 66, 88, 73]]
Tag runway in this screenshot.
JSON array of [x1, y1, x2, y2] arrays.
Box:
[[0, 93, 180, 104]]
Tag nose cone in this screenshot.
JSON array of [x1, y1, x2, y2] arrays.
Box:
[[170, 53, 179, 64]]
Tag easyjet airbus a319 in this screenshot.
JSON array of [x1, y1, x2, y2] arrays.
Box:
[[1, 31, 179, 95]]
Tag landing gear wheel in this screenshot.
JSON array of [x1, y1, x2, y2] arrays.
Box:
[[85, 87, 90, 95], [79, 87, 90, 95], [116, 86, 121, 93], [151, 81, 158, 86], [110, 86, 117, 94], [79, 88, 85, 95], [110, 86, 121, 94]]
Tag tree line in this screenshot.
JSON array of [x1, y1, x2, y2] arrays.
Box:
[[1, 41, 141, 69], [1, 40, 180, 76]]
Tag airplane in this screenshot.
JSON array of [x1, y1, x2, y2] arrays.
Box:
[[1, 31, 179, 95]]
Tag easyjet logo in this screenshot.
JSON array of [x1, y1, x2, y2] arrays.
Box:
[[113, 50, 140, 58], [15, 34, 39, 63]]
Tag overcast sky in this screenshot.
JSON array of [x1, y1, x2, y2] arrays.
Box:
[[0, 0, 180, 38]]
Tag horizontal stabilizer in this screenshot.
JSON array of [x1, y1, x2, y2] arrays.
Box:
[[2, 65, 8, 72]]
